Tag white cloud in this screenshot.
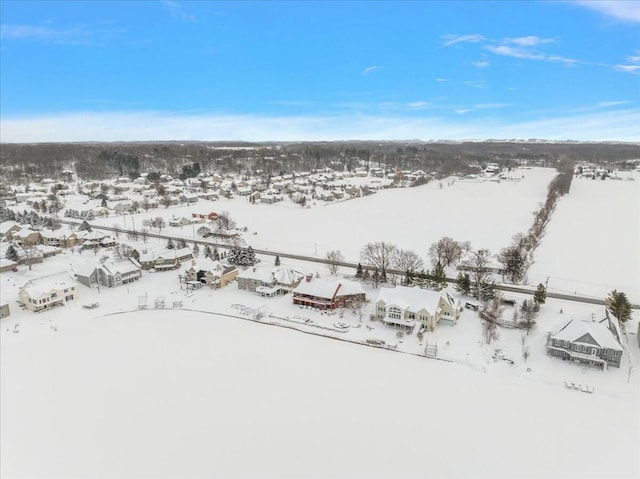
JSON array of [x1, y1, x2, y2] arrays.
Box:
[[3, 109, 638, 142], [361, 66, 381, 75], [486, 45, 545, 60], [406, 101, 430, 110], [471, 61, 490, 68], [572, 1, 640, 23], [597, 100, 630, 107], [441, 34, 485, 47], [506, 36, 555, 46], [463, 80, 486, 89], [162, 0, 197, 22], [0, 23, 124, 45], [435, 78, 448, 82], [614, 64, 640, 73]]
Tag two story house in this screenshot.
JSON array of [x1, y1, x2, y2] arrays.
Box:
[[375, 286, 462, 332], [292, 278, 365, 310], [546, 309, 624, 369], [19, 272, 78, 312], [183, 259, 238, 288]]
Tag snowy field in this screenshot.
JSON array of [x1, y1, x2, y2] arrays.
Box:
[[2, 308, 638, 478], [89, 167, 556, 261], [1, 244, 639, 478], [3, 165, 640, 477], [528, 173, 640, 303]]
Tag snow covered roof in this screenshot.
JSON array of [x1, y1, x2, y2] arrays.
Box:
[[21, 272, 77, 299], [0, 221, 20, 235], [12, 228, 40, 239], [552, 318, 622, 350], [376, 285, 446, 316], [0, 258, 17, 269], [101, 258, 142, 275], [293, 278, 364, 299], [40, 229, 69, 240], [239, 266, 274, 282], [273, 267, 306, 286]]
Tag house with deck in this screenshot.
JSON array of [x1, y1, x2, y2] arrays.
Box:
[[18, 272, 78, 312], [292, 278, 365, 310], [546, 309, 624, 369], [375, 286, 462, 332]]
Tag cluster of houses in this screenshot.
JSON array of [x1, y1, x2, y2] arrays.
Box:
[[4, 252, 632, 371]]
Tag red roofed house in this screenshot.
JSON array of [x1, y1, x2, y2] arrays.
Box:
[[292, 278, 365, 310]]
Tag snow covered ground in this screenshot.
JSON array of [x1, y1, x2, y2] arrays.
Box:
[[528, 173, 640, 303], [1, 246, 639, 478], [86, 167, 555, 261], [2, 165, 639, 477]]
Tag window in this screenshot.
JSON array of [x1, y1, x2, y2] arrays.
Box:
[[388, 306, 402, 320]]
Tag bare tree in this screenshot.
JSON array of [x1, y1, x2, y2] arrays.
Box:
[[197, 225, 212, 237], [360, 242, 397, 283], [22, 245, 40, 271], [216, 211, 236, 231], [155, 217, 166, 232], [141, 198, 151, 212], [470, 248, 493, 300], [326, 250, 344, 275], [479, 292, 503, 344], [350, 297, 367, 322], [521, 334, 530, 362], [111, 223, 120, 239], [394, 249, 424, 280], [428, 237, 462, 267]]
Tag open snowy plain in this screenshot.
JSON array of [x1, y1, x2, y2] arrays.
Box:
[[528, 174, 640, 303], [2, 166, 639, 478]]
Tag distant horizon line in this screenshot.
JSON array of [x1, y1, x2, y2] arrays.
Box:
[[2, 139, 639, 145]]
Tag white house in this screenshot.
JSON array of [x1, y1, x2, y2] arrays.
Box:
[[375, 286, 462, 332], [19, 272, 78, 312]]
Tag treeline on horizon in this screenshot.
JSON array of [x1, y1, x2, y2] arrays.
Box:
[[0, 140, 637, 183]]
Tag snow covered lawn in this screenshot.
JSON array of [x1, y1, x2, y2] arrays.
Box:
[[527, 173, 640, 303], [2, 245, 639, 478], [2, 307, 638, 478]]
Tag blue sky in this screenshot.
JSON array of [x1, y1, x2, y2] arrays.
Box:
[[1, 0, 639, 142]]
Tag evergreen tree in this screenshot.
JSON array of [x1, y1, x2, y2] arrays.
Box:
[[605, 290, 632, 322], [275, 255, 281, 266], [213, 247, 220, 261], [355, 262, 363, 279], [79, 220, 92, 232], [455, 272, 472, 295], [166, 238, 175, 249], [204, 245, 212, 259], [5, 244, 19, 262], [101, 198, 108, 208], [534, 283, 547, 305], [193, 243, 200, 258], [246, 246, 257, 266], [431, 261, 447, 291], [227, 247, 239, 265]]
